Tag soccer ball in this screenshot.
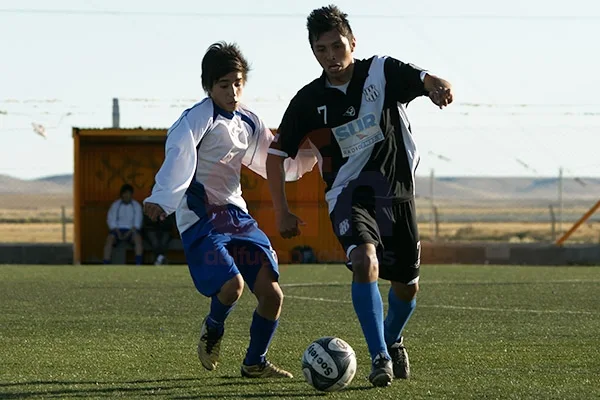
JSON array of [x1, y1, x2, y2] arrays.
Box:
[[301, 337, 357, 392]]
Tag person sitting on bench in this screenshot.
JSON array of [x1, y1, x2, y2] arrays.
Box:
[[143, 212, 175, 265], [103, 183, 143, 265]]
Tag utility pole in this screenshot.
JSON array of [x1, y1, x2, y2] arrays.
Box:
[[558, 167, 563, 234], [112, 98, 120, 128], [430, 169, 435, 241]]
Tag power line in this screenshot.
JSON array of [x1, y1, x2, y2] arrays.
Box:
[[0, 8, 599, 20]]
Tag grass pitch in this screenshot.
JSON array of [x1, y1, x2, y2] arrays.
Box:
[[0, 264, 599, 399]]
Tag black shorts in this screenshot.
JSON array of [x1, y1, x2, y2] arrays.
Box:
[[330, 198, 420, 284]]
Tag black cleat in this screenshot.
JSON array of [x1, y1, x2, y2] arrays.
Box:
[[388, 337, 410, 379], [368, 353, 393, 387]]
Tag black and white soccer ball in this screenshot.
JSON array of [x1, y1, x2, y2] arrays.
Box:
[[301, 336, 357, 392]]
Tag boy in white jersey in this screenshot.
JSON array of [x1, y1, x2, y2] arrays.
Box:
[[103, 183, 144, 265], [143, 42, 316, 378]]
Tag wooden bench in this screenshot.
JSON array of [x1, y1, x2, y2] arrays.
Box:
[[112, 237, 185, 265]]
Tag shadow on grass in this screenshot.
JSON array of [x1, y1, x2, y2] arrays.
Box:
[[0, 376, 360, 399]]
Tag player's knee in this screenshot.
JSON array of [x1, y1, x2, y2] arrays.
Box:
[[350, 246, 379, 282], [392, 281, 419, 301], [258, 283, 284, 310], [220, 274, 244, 304]]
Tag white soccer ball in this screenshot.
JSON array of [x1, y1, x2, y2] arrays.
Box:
[[301, 336, 357, 392]]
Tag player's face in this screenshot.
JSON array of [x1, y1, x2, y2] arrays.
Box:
[[209, 71, 244, 112], [121, 191, 132, 203], [311, 30, 356, 85]]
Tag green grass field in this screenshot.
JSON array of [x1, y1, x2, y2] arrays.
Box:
[[1, 265, 599, 400]]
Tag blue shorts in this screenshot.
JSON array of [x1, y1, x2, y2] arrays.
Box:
[[181, 204, 279, 298], [111, 228, 136, 245]]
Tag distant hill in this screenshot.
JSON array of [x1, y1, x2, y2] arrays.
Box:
[[0, 174, 71, 194], [413, 176, 600, 201], [0, 173, 598, 201], [35, 174, 73, 187]]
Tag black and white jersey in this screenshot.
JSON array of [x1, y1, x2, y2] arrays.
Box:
[[268, 56, 428, 214]]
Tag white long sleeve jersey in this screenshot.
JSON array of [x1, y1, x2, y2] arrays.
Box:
[[144, 98, 317, 234], [107, 199, 143, 231]]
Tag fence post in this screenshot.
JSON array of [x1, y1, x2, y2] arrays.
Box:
[[549, 204, 556, 242], [61, 205, 66, 243], [433, 205, 440, 241]]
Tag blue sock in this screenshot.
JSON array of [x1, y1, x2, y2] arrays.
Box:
[[352, 281, 389, 360], [243, 311, 278, 366], [206, 295, 235, 336], [135, 255, 143, 265], [384, 288, 416, 346], [103, 259, 110, 264]]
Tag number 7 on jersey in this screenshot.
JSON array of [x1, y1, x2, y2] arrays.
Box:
[[317, 105, 327, 125]]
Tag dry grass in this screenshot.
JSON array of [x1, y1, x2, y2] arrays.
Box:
[[0, 193, 72, 209], [419, 221, 600, 243], [0, 193, 73, 223], [1, 221, 598, 244], [0, 194, 598, 243], [0, 223, 74, 243]]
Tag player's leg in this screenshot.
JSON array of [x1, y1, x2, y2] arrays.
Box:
[[145, 230, 161, 263], [132, 231, 144, 265], [229, 230, 292, 378], [386, 281, 418, 345], [385, 280, 418, 380], [381, 199, 420, 379], [103, 233, 117, 264], [156, 231, 171, 264], [242, 260, 292, 378], [332, 202, 393, 387], [349, 243, 393, 387], [181, 222, 243, 371]]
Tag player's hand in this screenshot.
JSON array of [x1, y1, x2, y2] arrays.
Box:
[[123, 229, 133, 239], [425, 76, 453, 109], [429, 84, 453, 109], [144, 202, 167, 222], [276, 211, 306, 239], [114, 230, 124, 240]]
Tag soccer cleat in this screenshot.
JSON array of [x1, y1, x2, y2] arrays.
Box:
[[368, 353, 393, 387], [388, 337, 410, 379], [197, 317, 223, 371], [241, 360, 294, 378]]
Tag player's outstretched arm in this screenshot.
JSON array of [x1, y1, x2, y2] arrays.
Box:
[[144, 117, 199, 221], [423, 74, 454, 109], [243, 121, 317, 181]]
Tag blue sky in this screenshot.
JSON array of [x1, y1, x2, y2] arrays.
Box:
[[1, 0, 599, 179]]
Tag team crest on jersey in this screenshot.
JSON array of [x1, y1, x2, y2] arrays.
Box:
[[343, 106, 356, 117], [339, 219, 350, 235], [332, 112, 384, 157], [363, 84, 380, 102]]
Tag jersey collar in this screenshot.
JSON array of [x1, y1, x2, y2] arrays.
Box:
[[212, 101, 236, 120]]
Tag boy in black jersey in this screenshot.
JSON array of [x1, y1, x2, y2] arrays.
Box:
[[266, 5, 453, 387]]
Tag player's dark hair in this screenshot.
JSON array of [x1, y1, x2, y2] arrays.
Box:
[[306, 5, 354, 45], [120, 183, 134, 195], [201, 41, 250, 93]]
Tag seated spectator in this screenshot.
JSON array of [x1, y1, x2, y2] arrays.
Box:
[[103, 183, 143, 265], [143, 212, 175, 265]]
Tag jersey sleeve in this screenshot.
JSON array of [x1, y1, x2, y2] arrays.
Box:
[[144, 111, 211, 214], [384, 57, 429, 104], [268, 95, 309, 159], [244, 116, 317, 181], [106, 201, 118, 230]]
